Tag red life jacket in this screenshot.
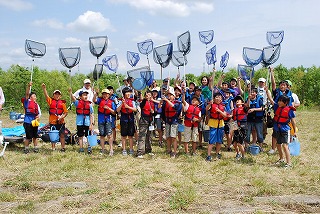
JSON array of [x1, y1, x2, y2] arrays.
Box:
[[22, 98, 39, 115], [165, 100, 180, 122], [141, 100, 155, 118], [184, 105, 200, 127], [210, 103, 225, 120], [76, 100, 91, 115], [233, 106, 247, 125], [98, 98, 114, 115], [121, 99, 134, 114], [274, 106, 295, 124], [49, 99, 65, 115]]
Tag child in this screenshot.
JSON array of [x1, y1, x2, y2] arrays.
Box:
[[136, 90, 156, 158], [205, 93, 227, 161], [162, 87, 182, 158], [93, 88, 116, 156], [222, 89, 234, 152], [68, 89, 94, 154], [22, 82, 41, 154], [182, 90, 201, 156], [107, 86, 119, 147], [42, 83, 68, 151], [152, 89, 164, 147], [232, 96, 248, 160], [194, 86, 206, 148], [117, 87, 137, 155]]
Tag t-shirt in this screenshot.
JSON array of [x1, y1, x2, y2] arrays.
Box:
[[46, 97, 68, 124], [74, 100, 94, 126]]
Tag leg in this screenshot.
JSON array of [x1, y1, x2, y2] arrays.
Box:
[[283, 143, 291, 165]]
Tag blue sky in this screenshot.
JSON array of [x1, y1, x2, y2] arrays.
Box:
[[0, 0, 319, 79]]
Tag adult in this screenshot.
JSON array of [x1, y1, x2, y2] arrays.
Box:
[[149, 80, 160, 92], [116, 78, 130, 97], [0, 86, 5, 111], [73, 79, 94, 102], [285, 80, 300, 108]]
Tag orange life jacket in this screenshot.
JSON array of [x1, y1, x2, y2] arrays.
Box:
[[233, 106, 247, 125], [76, 100, 91, 115], [22, 98, 39, 115], [184, 105, 200, 127], [274, 106, 295, 124], [98, 98, 114, 115], [210, 103, 225, 120], [49, 99, 65, 115]]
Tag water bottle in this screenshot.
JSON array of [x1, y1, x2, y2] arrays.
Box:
[[0, 121, 2, 135]]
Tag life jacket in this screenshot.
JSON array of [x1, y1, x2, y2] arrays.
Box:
[[248, 95, 264, 117], [49, 99, 65, 115], [76, 100, 91, 115], [273, 106, 296, 124], [184, 105, 200, 127], [120, 99, 134, 114], [22, 98, 39, 115], [98, 98, 114, 115], [233, 106, 247, 125], [274, 88, 293, 106], [223, 97, 233, 121], [141, 100, 155, 118], [210, 103, 225, 120], [164, 100, 181, 124]]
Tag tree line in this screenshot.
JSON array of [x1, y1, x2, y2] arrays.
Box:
[[0, 64, 319, 112]]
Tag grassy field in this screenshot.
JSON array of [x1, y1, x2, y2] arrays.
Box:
[[0, 110, 319, 213]]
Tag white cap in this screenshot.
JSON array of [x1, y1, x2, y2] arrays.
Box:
[[167, 87, 175, 97], [245, 80, 251, 85], [258, 77, 266, 83], [84, 79, 91, 84]]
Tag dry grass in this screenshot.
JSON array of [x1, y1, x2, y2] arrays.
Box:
[[0, 110, 319, 213]]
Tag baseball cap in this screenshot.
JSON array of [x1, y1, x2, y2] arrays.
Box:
[[53, 90, 61, 94], [245, 80, 251, 85], [83, 79, 91, 84], [163, 78, 169, 82], [79, 91, 89, 96], [233, 95, 244, 103], [258, 77, 266, 83], [161, 84, 168, 90], [174, 86, 181, 92], [101, 89, 110, 94], [285, 80, 292, 87], [230, 78, 237, 83], [167, 87, 175, 97], [194, 86, 202, 91]]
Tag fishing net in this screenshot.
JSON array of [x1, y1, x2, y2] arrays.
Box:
[[237, 64, 253, 81], [89, 36, 108, 58], [137, 39, 153, 55], [220, 51, 229, 71], [177, 31, 191, 55], [102, 55, 118, 72], [199, 30, 214, 46], [206, 45, 217, 66], [242, 47, 263, 67], [127, 66, 153, 90], [59, 47, 81, 69], [261, 45, 281, 67], [141, 70, 154, 87], [127, 51, 140, 67], [266, 31, 284, 46], [153, 43, 173, 69], [25, 39, 46, 58], [93, 64, 103, 81], [171, 51, 187, 68]]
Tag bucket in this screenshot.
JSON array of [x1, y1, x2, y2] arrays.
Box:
[[87, 131, 98, 147], [49, 126, 60, 143], [9, 112, 16, 120], [203, 130, 210, 142], [178, 123, 184, 132], [289, 137, 300, 156], [248, 145, 260, 155], [149, 125, 155, 131]]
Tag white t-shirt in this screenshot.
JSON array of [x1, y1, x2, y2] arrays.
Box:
[[292, 93, 300, 106], [73, 86, 94, 102], [0, 87, 5, 105], [257, 86, 267, 105]]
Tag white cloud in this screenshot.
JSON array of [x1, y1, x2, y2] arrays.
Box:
[[133, 32, 168, 43], [32, 19, 64, 29], [67, 11, 115, 33], [137, 20, 145, 26], [63, 37, 83, 45], [0, 0, 33, 11]]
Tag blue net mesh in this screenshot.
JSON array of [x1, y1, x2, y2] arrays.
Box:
[[59, 47, 81, 69], [261, 45, 281, 67], [89, 36, 108, 58], [177, 31, 191, 55], [266, 31, 284, 46], [137, 39, 153, 55], [102, 54, 118, 72], [93, 64, 103, 81], [127, 51, 140, 67], [127, 66, 150, 80], [25, 39, 46, 58], [206, 45, 216, 65], [220, 51, 229, 70], [153, 43, 173, 68], [171, 51, 187, 67], [199, 30, 214, 45], [238, 64, 253, 81], [242, 47, 263, 67], [141, 70, 154, 87]]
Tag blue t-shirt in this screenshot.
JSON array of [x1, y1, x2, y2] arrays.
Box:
[[273, 103, 295, 132], [22, 98, 41, 124], [74, 100, 94, 126], [95, 98, 116, 123]]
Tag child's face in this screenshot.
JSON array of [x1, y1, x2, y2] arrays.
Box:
[[174, 89, 181, 97], [279, 83, 287, 91], [188, 84, 195, 92], [30, 94, 37, 101], [236, 99, 243, 107], [191, 98, 199, 106], [53, 93, 61, 100], [225, 92, 230, 98], [102, 93, 110, 99], [145, 92, 152, 100], [250, 91, 257, 99], [81, 93, 88, 101], [230, 80, 237, 87], [125, 92, 131, 99], [152, 92, 158, 98], [168, 93, 175, 101], [222, 83, 228, 90], [195, 90, 201, 96], [278, 100, 286, 107], [213, 95, 222, 104], [109, 89, 114, 94]]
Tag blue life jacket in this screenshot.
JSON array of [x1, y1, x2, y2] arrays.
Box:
[[223, 97, 233, 114], [248, 95, 264, 117], [274, 88, 293, 106]]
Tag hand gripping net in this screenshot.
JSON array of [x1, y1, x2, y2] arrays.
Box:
[[242, 47, 263, 67], [59, 47, 81, 69], [261, 45, 281, 67], [89, 36, 108, 58], [206, 45, 217, 65], [93, 64, 104, 81], [127, 51, 140, 67], [153, 43, 173, 68], [238, 64, 253, 81], [220, 51, 229, 71], [177, 31, 191, 55], [25, 39, 46, 58], [137, 39, 153, 55], [102, 55, 118, 72], [266, 31, 284, 46], [171, 51, 187, 68], [199, 30, 214, 46]]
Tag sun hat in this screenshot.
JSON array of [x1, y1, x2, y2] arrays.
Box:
[[53, 90, 61, 94], [258, 77, 266, 83], [101, 89, 110, 94], [83, 79, 91, 84]]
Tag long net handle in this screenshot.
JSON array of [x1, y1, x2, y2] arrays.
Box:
[[211, 67, 216, 101], [30, 59, 34, 92]]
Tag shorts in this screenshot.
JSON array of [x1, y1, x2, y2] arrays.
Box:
[[165, 123, 178, 138], [232, 126, 247, 144], [224, 121, 230, 134], [120, 121, 135, 137], [50, 124, 65, 135], [209, 127, 224, 145], [184, 126, 199, 142], [155, 118, 163, 130], [77, 125, 89, 137], [273, 130, 290, 144], [24, 122, 38, 140], [98, 122, 113, 137]]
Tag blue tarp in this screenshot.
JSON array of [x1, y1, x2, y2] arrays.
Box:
[[2, 123, 45, 137]]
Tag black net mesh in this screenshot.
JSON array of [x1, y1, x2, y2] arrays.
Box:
[[102, 55, 118, 72], [137, 39, 153, 55], [206, 45, 216, 65], [199, 30, 214, 45], [59, 47, 81, 69], [93, 64, 104, 81], [153, 43, 173, 68], [89, 36, 108, 58], [220, 51, 229, 70], [242, 47, 263, 67], [25, 39, 46, 58], [171, 51, 187, 67], [266, 31, 284, 46], [261, 45, 281, 67], [177, 31, 191, 55], [127, 51, 140, 67]]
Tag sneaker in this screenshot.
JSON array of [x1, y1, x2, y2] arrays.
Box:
[[137, 155, 144, 159], [192, 152, 197, 156], [206, 156, 212, 162], [268, 149, 275, 154], [170, 152, 176, 158], [52, 148, 56, 151], [109, 150, 114, 156], [122, 150, 127, 156], [148, 152, 155, 156], [217, 153, 222, 159], [23, 148, 29, 154], [117, 142, 122, 148], [259, 147, 264, 152], [33, 148, 39, 153], [87, 147, 92, 154], [284, 163, 292, 168], [275, 159, 285, 166], [129, 149, 134, 155], [99, 149, 105, 155], [235, 153, 241, 160], [60, 148, 66, 152], [79, 148, 85, 153]]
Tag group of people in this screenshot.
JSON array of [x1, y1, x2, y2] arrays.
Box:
[[16, 67, 299, 167]]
